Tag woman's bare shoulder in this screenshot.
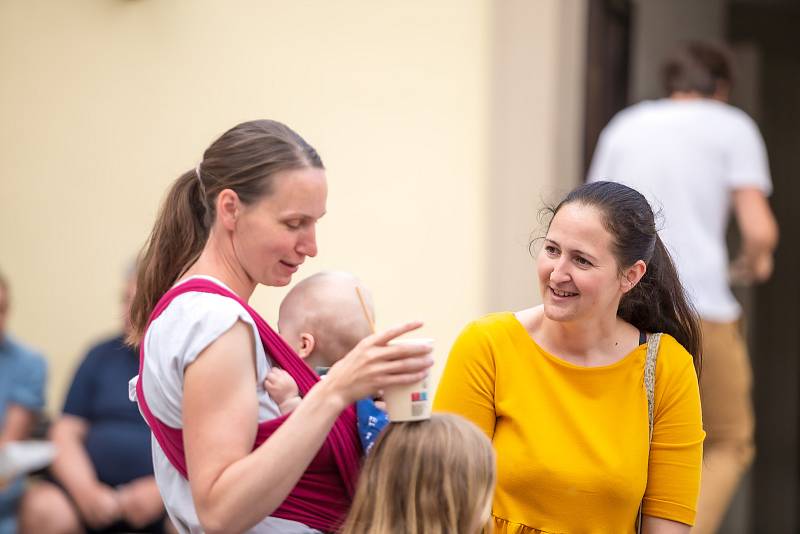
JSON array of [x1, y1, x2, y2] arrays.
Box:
[[513, 305, 543, 334]]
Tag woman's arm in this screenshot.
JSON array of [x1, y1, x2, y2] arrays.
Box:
[[642, 339, 705, 529], [642, 515, 690, 534], [184, 320, 432, 534]]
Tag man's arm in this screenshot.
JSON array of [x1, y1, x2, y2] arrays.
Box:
[[0, 403, 37, 493], [0, 404, 37, 445], [0, 352, 46, 487], [1, 352, 46, 445], [50, 415, 121, 528], [49, 415, 95, 492], [731, 188, 779, 284]]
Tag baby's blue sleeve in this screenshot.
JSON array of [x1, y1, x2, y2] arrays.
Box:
[[355, 398, 389, 454]]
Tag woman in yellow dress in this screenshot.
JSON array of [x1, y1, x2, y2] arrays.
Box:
[[435, 181, 705, 534]]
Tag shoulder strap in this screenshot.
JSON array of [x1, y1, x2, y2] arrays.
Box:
[[638, 332, 661, 533], [644, 332, 661, 441], [136, 278, 361, 497]]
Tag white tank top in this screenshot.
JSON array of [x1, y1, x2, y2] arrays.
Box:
[[129, 276, 320, 534]]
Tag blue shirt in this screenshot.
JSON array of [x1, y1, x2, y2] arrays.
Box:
[[355, 398, 389, 453], [63, 335, 153, 487], [0, 335, 46, 532]]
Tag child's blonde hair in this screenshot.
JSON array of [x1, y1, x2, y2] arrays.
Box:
[[340, 413, 496, 534]]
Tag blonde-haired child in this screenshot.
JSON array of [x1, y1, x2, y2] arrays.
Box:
[[340, 413, 496, 534]]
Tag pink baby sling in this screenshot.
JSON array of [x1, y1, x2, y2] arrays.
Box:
[[135, 278, 361, 532]]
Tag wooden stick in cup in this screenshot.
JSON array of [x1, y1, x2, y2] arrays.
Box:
[[355, 286, 376, 334]]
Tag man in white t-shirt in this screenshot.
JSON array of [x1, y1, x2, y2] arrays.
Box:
[[588, 41, 779, 534]]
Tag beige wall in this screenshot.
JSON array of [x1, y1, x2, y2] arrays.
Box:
[[487, 0, 586, 312], [0, 0, 586, 413]]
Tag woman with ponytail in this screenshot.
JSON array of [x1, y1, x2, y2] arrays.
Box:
[[127, 120, 433, 534], [435, 181, 705, 534]]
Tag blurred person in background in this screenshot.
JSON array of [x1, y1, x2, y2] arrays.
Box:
[[19, 268, 173, 534], [0, 271, 47, 534], [588, 41, 779, 533]]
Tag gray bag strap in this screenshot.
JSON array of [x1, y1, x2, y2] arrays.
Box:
[[637, 332, 661, 534]]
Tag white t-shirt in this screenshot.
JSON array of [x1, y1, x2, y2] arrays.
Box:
[[588, 99, 772, 322], [129, 276, 320, 534]]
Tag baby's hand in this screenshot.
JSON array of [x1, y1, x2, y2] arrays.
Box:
[[264, 368, 301, 414]]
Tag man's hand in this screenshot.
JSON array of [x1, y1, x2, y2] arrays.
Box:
[[117, 477, 165, 529], [730, 251, 774, 285], [73, 482, 121, 529], [731, 188, 779, 286]]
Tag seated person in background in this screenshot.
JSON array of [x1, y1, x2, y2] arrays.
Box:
[[19, 270, 172, 534], [340, 413, 496, 534], [0, 271, 47, 534], [267, 271, 388, 451]]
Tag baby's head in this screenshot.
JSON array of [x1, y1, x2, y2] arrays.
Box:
[[341, 413, 496, 534], [278, 271, 375, 371]]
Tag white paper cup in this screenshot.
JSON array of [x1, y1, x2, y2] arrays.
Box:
[[383, 338, 434, 422]]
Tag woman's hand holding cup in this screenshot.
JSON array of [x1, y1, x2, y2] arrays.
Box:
[[322, 321, 434, 409]]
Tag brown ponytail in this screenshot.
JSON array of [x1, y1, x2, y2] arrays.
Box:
[[618, 236, 702, 371], [127, 120, 323, 345], [127, 170, 208, 345]]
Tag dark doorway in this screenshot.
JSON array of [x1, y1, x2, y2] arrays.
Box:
[[728, 3, 800, 532], [583, 0, 631, 176], [584, 0, 800, 532]]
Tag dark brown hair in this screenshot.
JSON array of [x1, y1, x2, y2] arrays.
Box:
[[662, 41, 733, 97], [543, 181, 702, 372], [128, 120, 323, 345]]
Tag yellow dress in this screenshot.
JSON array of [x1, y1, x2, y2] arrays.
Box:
[[434, 313, 704, 534]]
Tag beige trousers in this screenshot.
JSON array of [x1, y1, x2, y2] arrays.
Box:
[[693, 320, 756, 534]]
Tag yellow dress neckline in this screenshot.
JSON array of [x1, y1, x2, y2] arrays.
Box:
[[504, 312, 646, 372]]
